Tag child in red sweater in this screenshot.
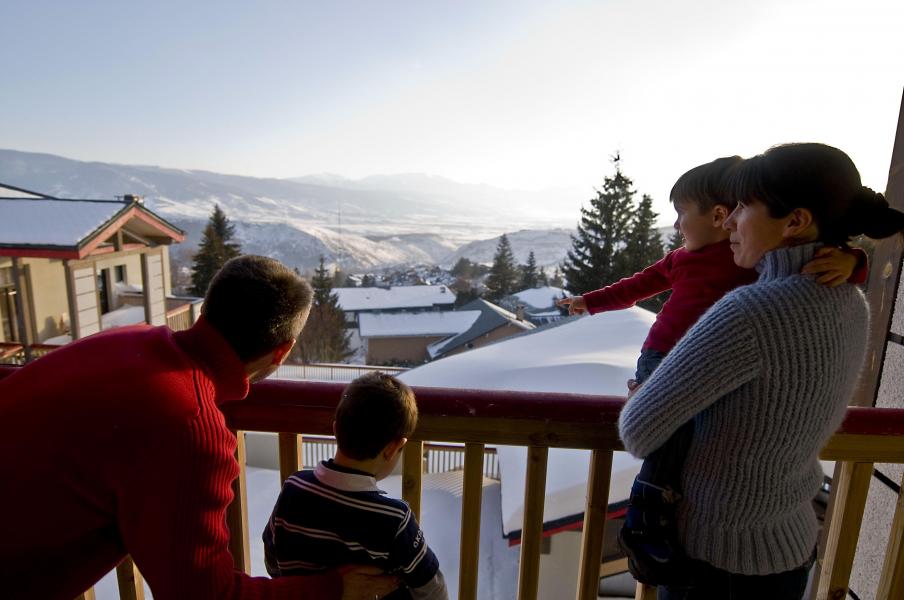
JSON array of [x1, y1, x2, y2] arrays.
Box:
[[558, 156, 865, 584]]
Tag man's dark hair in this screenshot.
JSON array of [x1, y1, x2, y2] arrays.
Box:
[[335, 373, 418, 460], [670, 155, 743, 212], [202, 255, 313, 362]]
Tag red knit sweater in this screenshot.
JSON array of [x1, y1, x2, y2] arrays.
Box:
[[0, 318, 341, 600], [582, 240, 867, 353]]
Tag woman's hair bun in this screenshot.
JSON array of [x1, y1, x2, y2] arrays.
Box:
[[848, 186, 904, 239]]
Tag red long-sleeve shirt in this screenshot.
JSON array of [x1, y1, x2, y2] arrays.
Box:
[[582, 240, 867, 353], [0, 318, 341, 600]]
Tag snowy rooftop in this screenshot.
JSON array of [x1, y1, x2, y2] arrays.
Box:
[[402, 307, 656, 536], [334, 285, 456, 311], [0, 197, 128, 247], [427, 298, 534, 358], [358, 310, 481, 338], [511, 286, 566, 310]]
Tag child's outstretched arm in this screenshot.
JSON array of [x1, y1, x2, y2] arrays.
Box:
[[801, 247, 868, 287]]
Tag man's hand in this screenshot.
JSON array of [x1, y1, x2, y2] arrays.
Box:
[[556, 295, 587, 315], [340, 566, 400, 600]]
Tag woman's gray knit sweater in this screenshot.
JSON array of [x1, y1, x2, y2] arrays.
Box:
[[619, 243, 869, 576]]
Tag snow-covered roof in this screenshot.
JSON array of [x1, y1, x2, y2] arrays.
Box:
[[426, 298, 534, 359], [401, 307, 656, 537], [511, 286, 566, 310], [0, 183, 52, 199], [358, 311, 481, 338], [0, 198, 129, 247], [334, 285, 456, 312]]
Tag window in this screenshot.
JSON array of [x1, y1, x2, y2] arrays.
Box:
[[97, 269, 111, 314], [114, 265, 126, 283]]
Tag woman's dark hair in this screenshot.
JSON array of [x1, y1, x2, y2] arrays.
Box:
[[726, 143, 904, 245], [670, 155, 743, 212], [335, 372, 418, 460], [202, 255, 313, 362]]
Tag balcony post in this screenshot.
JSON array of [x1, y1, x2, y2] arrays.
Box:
[[458, 442, 485, 600], [575, 449, 614, 600], [116, 555, 145, 600], [226, 430, 251, 574], [278, 433, 303, 482], [402, 440, 424, 522], [517, 445, 548, 600], [877, 471, 904, 598], [815, 461, 873, 599]]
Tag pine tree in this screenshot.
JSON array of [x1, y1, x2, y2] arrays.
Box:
[[485, 234, 518, 302], [294, 256, 353, 363], [190, 204, 242, 296], [549, 267, 564, 288], [623, 194, 665, 275], [561, 157, 636, 294], [519, 250, 540, 290], [668, 228, 685, 251], [538, 266, 549, 287]]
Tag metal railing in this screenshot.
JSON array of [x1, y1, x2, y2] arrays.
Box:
[[274, 362, 406, 383]]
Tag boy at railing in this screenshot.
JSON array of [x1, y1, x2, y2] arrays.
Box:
[[263, 372, 450, 600], [558, 156, 866, 585]]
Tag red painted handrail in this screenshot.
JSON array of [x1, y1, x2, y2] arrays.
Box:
[[2, 365, 904, 437]]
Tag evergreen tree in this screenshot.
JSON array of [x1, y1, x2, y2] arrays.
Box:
[[538, 266, 549, 287], [190, 204, 241, 296], [361, 274, 376, 287], [294, 256, 353, 363], [485, 234, 518, 302], [668, 228, 685, 251], [622, 194, 665, 275], [549, 267, 564, 288], [561, 157, 636, 294], [519, 250, 540, 290]]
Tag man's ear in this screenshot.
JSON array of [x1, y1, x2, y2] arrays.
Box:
[[270, 339, 296, 366], [711, 204, 730, 227], [782, 207, 815, 239]]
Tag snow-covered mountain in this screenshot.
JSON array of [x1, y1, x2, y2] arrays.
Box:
[[0, 149, 583, 271]]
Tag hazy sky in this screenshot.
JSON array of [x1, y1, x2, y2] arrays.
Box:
[[2, 0, 903, 224]]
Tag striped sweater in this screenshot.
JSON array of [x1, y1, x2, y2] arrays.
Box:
[[619, 243, 869, 576], [264, 460, 448, 600]]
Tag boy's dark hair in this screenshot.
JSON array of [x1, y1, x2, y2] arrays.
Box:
[[202, 255, 313, 362], [670, 156, 743, 212], [726, 142, 904, 245], [335, 373, 418, 460]]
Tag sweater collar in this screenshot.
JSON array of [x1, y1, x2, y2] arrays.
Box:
[[173, 316, 249, 404], [314, 460, 386, 494], [756, 242, 822, 282]]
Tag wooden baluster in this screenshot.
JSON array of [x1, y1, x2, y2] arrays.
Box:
[[517, 446, 549, 600], [575, 450, 614, 600], [877, 470, 904, 599], [75, 588, 96, 600], [459, 443, 486, 600], [116, 555, 145, 600], [278, 433, 303, 482], [816, 461, 873, 599], [226, 430, 251, 574], [634, 583, 657, 600], [403, 440, 424, 522]]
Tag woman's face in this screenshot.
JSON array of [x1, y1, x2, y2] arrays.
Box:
[[722, 199, 791, 269]]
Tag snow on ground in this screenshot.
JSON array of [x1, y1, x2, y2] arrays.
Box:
[[358, 310, 480, 338], [400, 307, 657, 535], [93, 467, 519, 600], [335, 285, 455, 311], [101, 305, 147, 328], [511, 286, 566, 310]]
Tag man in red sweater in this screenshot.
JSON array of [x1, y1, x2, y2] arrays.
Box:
[[0, 256, 398, 600]]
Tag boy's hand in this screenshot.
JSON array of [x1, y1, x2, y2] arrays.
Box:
[[626, 379, 643, 399], [557, 296, 587, 315], [801, 246, 857, 287], [339, 566, 400, 600]]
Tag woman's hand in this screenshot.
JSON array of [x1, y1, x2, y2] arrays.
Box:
[[556, 295, 587, 315], [339, 566, 400, 600], [801, 247, 857, 287]]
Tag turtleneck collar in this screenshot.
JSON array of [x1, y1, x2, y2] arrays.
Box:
[[756, 242, 823, 282], [173, 315, 249, 404]]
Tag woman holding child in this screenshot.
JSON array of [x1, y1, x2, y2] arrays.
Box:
[[619, 143, 904, 599]]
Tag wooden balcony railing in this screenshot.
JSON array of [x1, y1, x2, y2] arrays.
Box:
[[0, 366, 901, 600], [164, 303, 193, 332]]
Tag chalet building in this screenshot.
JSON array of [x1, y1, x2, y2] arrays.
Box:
[[334, 284, 456, 327], [0, 183, 199, 363]]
